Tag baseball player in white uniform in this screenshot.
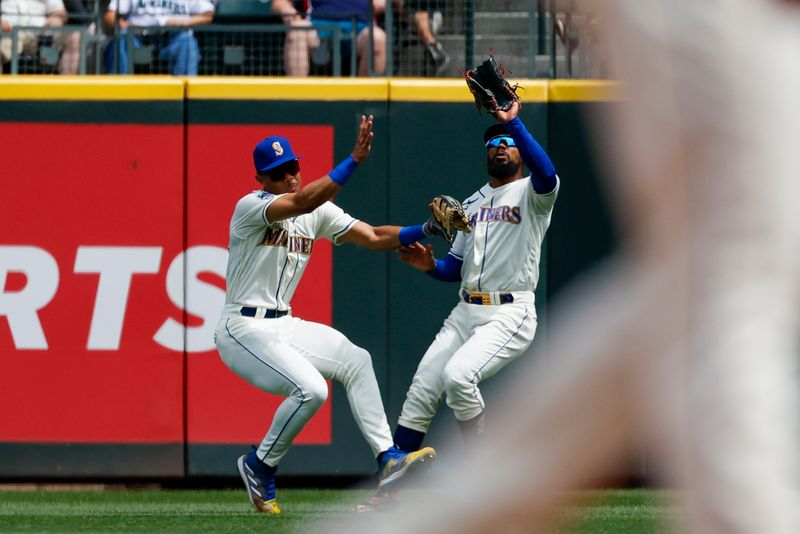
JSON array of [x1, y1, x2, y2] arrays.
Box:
[[391, 101, 558, 453], [214, 116, 437, 514]]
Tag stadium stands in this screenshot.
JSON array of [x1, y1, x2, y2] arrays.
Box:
[[1, 0, 608, 78]]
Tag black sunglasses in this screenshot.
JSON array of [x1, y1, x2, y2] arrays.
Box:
[[279, 159, 301, 176]]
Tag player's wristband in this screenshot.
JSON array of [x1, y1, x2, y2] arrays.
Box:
[[399, 224, 428, 246], [328, 155, 358, 186]]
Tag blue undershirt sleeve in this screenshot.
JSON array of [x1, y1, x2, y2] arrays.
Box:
[[427, 253, 463, 282], [399, 224, 428, 246], [505, 116, 557, 194]]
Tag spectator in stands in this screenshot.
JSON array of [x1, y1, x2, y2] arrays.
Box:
[[60, 0, 103, 74], [271, 0, 319, 76], [274, 0, 385, 76], [103, 0, 214, 75], [399, 0, 449, 76], [0, 0, 81, 74]]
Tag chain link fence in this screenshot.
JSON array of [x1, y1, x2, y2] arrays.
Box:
[[1, 0, 609, 78]]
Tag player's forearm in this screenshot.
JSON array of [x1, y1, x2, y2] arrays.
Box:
[[294, 155, 362, 211], [363, 225, 403, 250], [291, 177, 341, 213], [270, 156, 360, 220], [339, 223, 406, 250], [505, 117, 557, 193]]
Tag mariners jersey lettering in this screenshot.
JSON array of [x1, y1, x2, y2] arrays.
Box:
[[224, 190, 358, 312], [450, 176, 559, 293]]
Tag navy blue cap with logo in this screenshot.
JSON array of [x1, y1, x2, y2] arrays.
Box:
[[253, 136, 304, 173]]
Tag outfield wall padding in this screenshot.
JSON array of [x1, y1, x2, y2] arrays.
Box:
[[0, 78, 616, 478]]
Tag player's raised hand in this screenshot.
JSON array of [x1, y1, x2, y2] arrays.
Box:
[[350, 114, 374, 164], [495, 100, 521, 124], [398, 243, 436, 272]]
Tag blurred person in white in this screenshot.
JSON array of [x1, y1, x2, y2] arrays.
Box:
[[0, 0, 81, 74], [337, 0, 800, 532]]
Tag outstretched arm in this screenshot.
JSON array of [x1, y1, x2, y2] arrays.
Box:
[[338, 219, 446, 250], [496, 102, 557, 194], [338, 222, 403, 250], [267, 115, 373, 222]]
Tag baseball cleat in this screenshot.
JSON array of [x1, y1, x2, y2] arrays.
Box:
[[237, 451, 281, 514], [378, 446, 437, 488]]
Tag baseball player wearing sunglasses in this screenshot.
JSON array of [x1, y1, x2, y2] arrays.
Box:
[[214, 116, 438, 514], [393, 100, 558, 459]]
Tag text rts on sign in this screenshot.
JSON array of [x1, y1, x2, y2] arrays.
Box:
[[1, 245, 226, 352]]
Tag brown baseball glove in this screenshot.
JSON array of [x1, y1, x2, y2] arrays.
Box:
[[424, 195, 472, 243]]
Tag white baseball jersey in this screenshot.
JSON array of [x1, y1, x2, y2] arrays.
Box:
[[223, 190, 357, 314], [215, 188, 394, 467], [451, 175, 560, 294], [109, 0, 214, 26], [397, 175, 560, 432]]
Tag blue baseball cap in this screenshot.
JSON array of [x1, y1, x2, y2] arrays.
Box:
[[253, 136, 303, 173], [483, 124, 509, 144]]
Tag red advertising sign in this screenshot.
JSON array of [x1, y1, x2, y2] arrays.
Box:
[[0, 122, 185, 442], [0, 122, 334, 446]]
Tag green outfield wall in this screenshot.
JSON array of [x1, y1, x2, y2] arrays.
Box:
[[0, 78, 616, 479]]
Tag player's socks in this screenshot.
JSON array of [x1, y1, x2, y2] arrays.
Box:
[[393, 425, 426, 452]]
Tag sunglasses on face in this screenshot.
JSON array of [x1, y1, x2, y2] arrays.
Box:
[[280, 159, 301, 176], [485, 136, 516, 148]]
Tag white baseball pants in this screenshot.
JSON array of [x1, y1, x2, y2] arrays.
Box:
[[215, 315, 394, 466], [398, 293, 537, 430]]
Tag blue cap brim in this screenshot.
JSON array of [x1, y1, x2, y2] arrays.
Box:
[[258, 154, 304, 172]]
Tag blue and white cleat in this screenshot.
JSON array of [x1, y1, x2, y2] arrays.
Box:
[[378, 446, 437, 488], [237, 450, 281, 514]]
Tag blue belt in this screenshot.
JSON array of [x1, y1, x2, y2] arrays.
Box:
[[241, 307, 288, 318], [461, 291, 514, 305]]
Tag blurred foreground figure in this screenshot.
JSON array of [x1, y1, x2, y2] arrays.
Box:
[[338, 1, 800, 532]]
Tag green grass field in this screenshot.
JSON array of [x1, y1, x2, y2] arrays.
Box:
[[0, 488, 672, 533]]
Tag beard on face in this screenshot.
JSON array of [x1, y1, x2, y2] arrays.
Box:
[[487, 157, 520, 179]]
